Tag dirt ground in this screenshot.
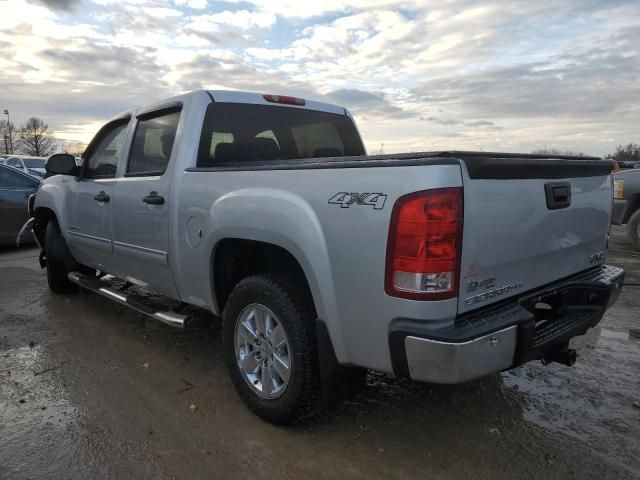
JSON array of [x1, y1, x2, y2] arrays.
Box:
[[1, 226, 638, 480]]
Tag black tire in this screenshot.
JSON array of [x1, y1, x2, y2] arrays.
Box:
[[627, 209, 640, 250], [45, 219, 79, 294], [223, 273, 320, 424]]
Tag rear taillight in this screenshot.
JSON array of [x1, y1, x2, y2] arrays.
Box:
[[385, 188, 463, 300], [613, 179, 624, 199]]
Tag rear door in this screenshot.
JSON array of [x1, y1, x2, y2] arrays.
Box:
[[65, 119, 129, 271], [110, 105, 182, 298], [0, 166, 39, 244], [458, 157, 613, 313]]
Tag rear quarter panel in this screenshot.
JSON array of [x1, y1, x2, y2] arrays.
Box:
[[174, 164, 462, 372]]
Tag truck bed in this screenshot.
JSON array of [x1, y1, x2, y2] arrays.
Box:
[[186, 150, 610, 177]]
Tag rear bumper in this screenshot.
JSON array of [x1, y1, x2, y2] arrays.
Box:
[[389, 265, 624, 384]]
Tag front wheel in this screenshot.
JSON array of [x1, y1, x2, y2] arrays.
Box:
[[627, 209, 640, 250], [223, 274, 320, 424]]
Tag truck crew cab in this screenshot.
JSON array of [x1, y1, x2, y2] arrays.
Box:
[[24, 90, 624, 423]]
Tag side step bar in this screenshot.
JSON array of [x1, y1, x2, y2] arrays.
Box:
[[67, 271, 190, 328]]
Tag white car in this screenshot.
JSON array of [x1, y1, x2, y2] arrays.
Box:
[[5, 156, 47, 177]]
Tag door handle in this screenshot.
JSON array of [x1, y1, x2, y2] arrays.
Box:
[[143, 191, 165, 205], [94, 191, 110, 203]]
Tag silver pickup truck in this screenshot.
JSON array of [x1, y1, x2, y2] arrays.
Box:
[[23, 90, 624, 424]]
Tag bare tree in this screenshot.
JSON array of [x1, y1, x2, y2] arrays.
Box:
[[60, 140, 87, 157], [532, 148, 587, 157], [0, 119, 16, 154], [608, 143, 640, 162], [17, 117, 56, 157]]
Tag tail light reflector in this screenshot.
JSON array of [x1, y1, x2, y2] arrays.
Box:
[[385, 188, 463, 300]]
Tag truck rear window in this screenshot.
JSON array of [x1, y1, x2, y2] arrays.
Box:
[[197, 103, 365, 166]]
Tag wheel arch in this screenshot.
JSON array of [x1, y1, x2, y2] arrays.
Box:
[[33, 206, 57, 249], [211, 238, 311, 314], [212, 238, 364, 406], [202, 187, 347, 363]]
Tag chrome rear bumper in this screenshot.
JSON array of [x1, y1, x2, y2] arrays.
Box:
[[391, 265, 625, 384], [405, 326, 517, 384]]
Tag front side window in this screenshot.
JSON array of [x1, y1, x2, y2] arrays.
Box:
[[84, 121, 128, 179], [0, 166, 38, 189], [7, 158, 20, 168], [197, 103, 364, 166], [127, 109, 181, 176]]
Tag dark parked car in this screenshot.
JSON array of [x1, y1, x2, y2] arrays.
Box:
[[612, 168, 640, 248], [0, 164, 40, 246]]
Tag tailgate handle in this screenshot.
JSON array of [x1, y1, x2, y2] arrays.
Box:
[[545, 182, 571, 210]]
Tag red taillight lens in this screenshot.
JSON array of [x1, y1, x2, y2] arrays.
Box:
[[263, 94, 306, 106], [385, 188, 463, 300]]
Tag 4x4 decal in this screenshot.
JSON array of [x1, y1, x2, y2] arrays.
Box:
[[328, 192, 387, 210]]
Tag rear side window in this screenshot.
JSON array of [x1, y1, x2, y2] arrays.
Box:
[[127, 109, 181, 176], [197, 103, 364, 166]]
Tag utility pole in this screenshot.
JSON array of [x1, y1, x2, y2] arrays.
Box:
[[3, 109, 13, 154]]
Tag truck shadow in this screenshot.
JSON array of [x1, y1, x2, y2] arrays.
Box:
[[36, 283, 639, 478]]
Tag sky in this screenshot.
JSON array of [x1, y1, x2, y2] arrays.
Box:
[[0, 0, 638, 156]]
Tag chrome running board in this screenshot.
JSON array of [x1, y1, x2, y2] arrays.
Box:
[[67, 271, 190, 328]]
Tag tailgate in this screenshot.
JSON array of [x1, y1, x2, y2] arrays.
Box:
[[458, 156, 614, 314]]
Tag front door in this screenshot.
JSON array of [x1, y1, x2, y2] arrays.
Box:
[[111, 107, 182, 298], [65, 120, 129, 272]]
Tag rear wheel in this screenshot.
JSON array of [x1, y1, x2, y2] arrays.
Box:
[[45, 220, 80, 293], [627, 209, 640, 249], [223, 274, 320, 424]]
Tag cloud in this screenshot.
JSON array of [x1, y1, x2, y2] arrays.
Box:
[[174, 0, 207, 8], [410, 31, 639, 120], [193, 10, 276, 30], [35, 0, 81, 11], [1, 0, 639, 156], [425, 116, 461, 126], [181, 9, 276, 46], [465, 120, 495, 127], [325, 89, 413, 119]]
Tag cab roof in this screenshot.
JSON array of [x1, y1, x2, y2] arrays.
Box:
[[110, 89, 349, 124], [206, 90, 347, 116]]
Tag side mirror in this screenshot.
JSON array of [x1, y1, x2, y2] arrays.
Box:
[[46, 153, 78, 177]]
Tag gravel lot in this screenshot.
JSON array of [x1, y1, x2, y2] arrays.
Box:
[[1, 226, 639, 479]]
